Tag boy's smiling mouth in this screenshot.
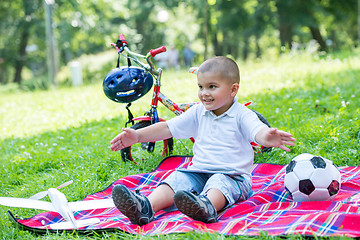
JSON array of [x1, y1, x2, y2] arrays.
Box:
[[202, 98, 214, 104]]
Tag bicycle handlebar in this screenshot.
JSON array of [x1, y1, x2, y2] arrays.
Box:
[[119, 34, 126, 41], [150, 46, 167, 57], [111, 34, 167, 74]]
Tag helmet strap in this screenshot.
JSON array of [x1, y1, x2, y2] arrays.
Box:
[[116, 54, 120, 68], [116, 54, 132, 68], [125, 103, 134, 127]]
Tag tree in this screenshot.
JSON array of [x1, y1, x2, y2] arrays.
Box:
[[359, 0, 360, 44], [0, 0, 43, 84], [1, 0, 360, 86], [276, 0, 294, 50], [320, 0, 358, 49]]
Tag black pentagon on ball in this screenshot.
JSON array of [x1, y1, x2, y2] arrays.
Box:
[[310, 156, 326, 169], [286, 160, 297, 174], [328, 180, 340, 196], [299, 179, 315, 195]]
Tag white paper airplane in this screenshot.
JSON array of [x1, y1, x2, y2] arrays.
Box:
[[0, 187, 115, 230]]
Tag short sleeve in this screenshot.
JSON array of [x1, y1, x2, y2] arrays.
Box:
[[166, 104, 200, 139], [239, 107, 267, 143]]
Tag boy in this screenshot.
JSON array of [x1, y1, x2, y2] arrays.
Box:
[[110, 56, 296, 226]]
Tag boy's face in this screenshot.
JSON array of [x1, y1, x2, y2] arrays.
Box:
[[197, 72, 239, 116]]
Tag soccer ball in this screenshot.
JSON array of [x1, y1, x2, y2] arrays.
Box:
[[284, 153, 341, 202]]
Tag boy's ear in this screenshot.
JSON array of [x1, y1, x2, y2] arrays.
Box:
[[231, 83, 239, 97]]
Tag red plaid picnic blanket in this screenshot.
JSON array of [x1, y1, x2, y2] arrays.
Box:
[[9, 155, 360, 237]]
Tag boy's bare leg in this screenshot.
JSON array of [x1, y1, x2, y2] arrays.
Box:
[[148, 184, 175, 212], [206, 188, 227, 211]]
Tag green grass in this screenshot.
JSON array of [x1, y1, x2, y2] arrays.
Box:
[[0, 50, 359, 239]]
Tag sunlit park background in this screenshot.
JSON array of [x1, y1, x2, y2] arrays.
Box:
[[1, 0, 360, 239]]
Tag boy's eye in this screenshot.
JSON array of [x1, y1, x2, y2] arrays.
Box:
[[198, 85, 203, 90], [210, 85, 216, 89]]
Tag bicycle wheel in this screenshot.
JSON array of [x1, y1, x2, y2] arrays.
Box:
[[120, 121, 174, 163], [251, 110, 272, 153]]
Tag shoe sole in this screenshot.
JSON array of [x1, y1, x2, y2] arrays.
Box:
[[112, 185, 150, 226], [174, 191, 216, 223]]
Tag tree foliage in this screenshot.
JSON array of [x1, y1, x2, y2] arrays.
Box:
[[0, 0, 359, 85]]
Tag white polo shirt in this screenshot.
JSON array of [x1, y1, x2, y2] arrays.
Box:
[[166, 97, 266, 181]]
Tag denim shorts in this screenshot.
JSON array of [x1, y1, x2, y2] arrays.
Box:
[[161, 170, 252, 209]]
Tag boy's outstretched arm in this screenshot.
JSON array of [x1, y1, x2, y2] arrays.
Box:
[[110, 122, 172, 151], [255, 127, 296, 152]]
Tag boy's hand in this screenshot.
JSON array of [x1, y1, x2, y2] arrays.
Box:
[[109, 122, 172, 152], [256, 127, 296, 152], [110, 128, 139, 151]]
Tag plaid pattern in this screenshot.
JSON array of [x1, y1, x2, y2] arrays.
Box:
[[11, 155, 360, 237]]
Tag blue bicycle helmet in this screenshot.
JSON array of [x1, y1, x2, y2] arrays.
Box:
[[103, 66, 153, 103]]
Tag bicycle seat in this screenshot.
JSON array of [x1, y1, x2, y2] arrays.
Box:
[[103, 66, 153, 103]]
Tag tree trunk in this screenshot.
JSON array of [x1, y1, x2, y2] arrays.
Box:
[[225, 32, 239, 59], [13, 0, 37, 85], [255, 34, 261, 58], [309, 26, 327, 52], [330, 30, 338, 50], [242, 36, 249, 60], [358, 0, 360, 44], [203, 0, 209, 60], [0, 59, 4, 84], [276, 0, 293, 51], [279, 23, 293, 50], [231, 39, 239, 59], [13, 22, 30, 84], [213, 32, 222, 56]]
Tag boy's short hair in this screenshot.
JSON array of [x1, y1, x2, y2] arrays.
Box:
[[198, 56, 240, 84]]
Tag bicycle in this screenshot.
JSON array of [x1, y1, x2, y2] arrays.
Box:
[[103, 34, 271, 164]]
